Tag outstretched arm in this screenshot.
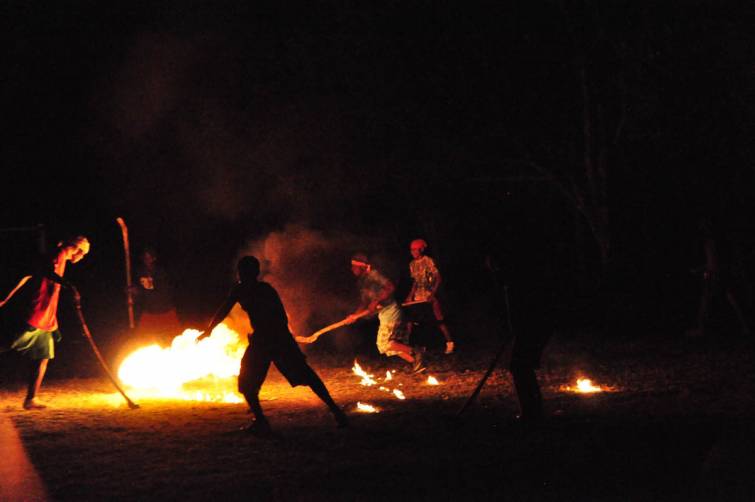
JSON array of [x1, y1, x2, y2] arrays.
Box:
[[198, 285, 238, 340], [0, 275, 32, 308]]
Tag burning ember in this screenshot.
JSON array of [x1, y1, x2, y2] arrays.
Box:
[[392, 389, 406, 400], [117, 325, 246, 402], [426, 376, 440, 385], [561, 377, 615, 394], [356, 402, 379, 413]]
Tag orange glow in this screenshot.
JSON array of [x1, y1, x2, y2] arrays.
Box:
[[117, 325, 246, 403], [392, 389, 406, 400], [426, 376, 440, 385]]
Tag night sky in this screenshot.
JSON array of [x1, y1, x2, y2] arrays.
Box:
[[3, 1, 753, 341]]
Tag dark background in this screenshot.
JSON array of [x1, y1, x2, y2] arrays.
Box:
[[2, 1, 753, 353]]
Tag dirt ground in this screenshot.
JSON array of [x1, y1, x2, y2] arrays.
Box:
[[2, 333, 755, 501]]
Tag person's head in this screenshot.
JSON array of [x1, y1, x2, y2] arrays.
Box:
[[237, 255, 261, 282], [141, 247, 157, 267], [59, 236, 90, 264], [410, 238, 428, 259], [350, 252, 370, 277]]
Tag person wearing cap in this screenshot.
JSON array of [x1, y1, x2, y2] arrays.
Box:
[[199, 256, 348, 436], [0, 235, 90, 409], [347, 253, 426, 374], [405, 238, 455, 354]]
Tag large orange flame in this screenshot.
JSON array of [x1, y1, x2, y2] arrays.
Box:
[[117, 324, 246, 402]]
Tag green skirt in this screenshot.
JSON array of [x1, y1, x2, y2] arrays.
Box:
[[1, 326, 58, 360]]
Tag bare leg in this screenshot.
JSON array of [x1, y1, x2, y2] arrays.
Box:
[[439, 322, 453, 343], [240, 389, 275, 437], [24, 359, 48, 409], [511, 366, 543, 424], [388, 341, 415, 362], [388, 341, 426, 373], [307, 370, 348, 427]]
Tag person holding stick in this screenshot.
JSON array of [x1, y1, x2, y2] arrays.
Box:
[[198, 256, 348, 436], [347, 253, 426, 374], [132, 246, 181, 345], [0, 236, 90, 409], [405, 238, 455, 354]]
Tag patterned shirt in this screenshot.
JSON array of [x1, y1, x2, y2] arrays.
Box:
[[409, 255, 439, 302], [358, 269, 396, 308]]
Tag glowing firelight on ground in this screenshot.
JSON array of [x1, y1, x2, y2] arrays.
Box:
[[392, 389, 406, 400], [561, 377, 615, 394], [117, 325, 246, 402], [356, 402, 379, 413], [427, 376, 440, 385]]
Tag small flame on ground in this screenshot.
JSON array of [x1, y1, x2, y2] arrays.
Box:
[[426, 376, 440, 385], [385, 371, 392, 381], [393, 389, 406, 400], [352, 360, 377, 386], [561, 377, 614, 394], [356, 402, 379, 413]]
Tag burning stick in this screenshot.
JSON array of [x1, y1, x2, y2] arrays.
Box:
[[72, 291, 139, 409], [295, 301, 431, 344]]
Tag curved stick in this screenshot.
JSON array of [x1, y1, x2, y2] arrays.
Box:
[[115, 217, 135, 329], [73, 297, 139, 409]]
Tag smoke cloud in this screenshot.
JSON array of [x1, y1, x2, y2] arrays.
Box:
[[238, 224, 383, 341]]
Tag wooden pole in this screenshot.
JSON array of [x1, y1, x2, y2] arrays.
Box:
[[115, 217, 135, 329]]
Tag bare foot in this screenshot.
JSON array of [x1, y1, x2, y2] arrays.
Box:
[[23, 398, 47, 410]]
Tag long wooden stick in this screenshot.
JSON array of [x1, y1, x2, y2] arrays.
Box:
[[295, 300, 431, 344], [73, 295, 139, 409], [295, 309, 371, 344], [115, 217, 135, 329]]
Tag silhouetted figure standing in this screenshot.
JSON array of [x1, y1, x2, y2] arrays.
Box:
[[687, 217, 751, 338], [488, 216, 565, 427], [133, 246, 181, 344], [199, 256, 348, 436]]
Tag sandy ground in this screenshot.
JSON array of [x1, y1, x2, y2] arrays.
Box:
[[2, 334, 755, 501]]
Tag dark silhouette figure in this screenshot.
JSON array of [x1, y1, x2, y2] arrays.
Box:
[[199, 256, 347, 436], [687, 217, 751, 338], [487, 215, 566, 427], [132, 246, 181, 344]]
